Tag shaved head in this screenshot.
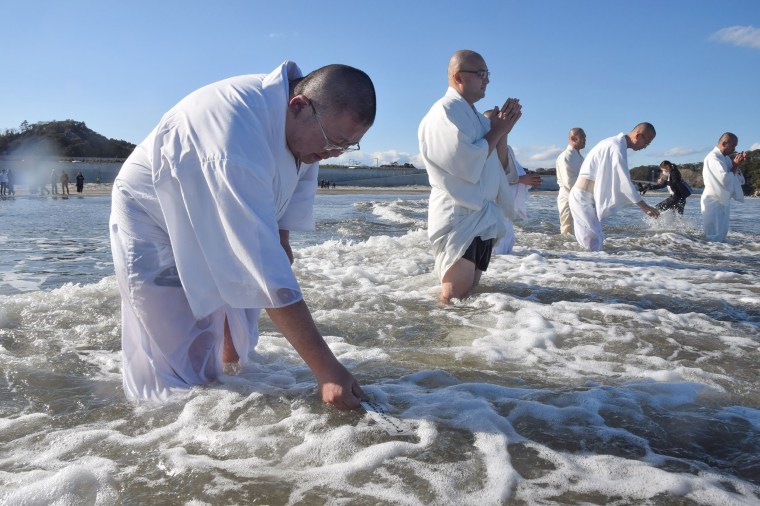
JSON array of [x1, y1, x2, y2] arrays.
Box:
[[448, 49, 484, 78], [626, 122, 656, 151], [717, 132, 739, 155], [292, 64, 376, 126], [569, 128, 586, 149], [446, 49, 489, 104], [632, 122, 656, 137]]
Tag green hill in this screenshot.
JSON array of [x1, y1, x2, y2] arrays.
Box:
[[0, 120, 135, 158]]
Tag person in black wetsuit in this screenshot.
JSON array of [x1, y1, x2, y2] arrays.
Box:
[[638, 160, 691, 215]]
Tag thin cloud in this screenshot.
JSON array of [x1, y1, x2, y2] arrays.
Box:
[[524, 145, 563, 165], [710, 25, 760, 49], [750, 142, 760, 151], [660, 146, 705, 157]]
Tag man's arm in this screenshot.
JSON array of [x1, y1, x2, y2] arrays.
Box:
[[279, 229, 294, 264], [266, 300, 365, 410], [556, 152, 570, 190], [636, 200, 660, 217]]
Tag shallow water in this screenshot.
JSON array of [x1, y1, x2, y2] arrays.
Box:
[[1, 192, 758, 505]]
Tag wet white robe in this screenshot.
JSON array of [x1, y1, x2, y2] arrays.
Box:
[[701, 146, 744, 242], [418, 87, 514, 280], [494, 146, 529, 255], [556, 144, 583, 235], [568, 133, 640, 251], [109, 61, 318, 401]]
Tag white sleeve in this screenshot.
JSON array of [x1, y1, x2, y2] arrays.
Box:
[[278, 162, 318, 231], [705, 154, 732, 188], [556, 151, 570, 190], [419, 104, 489, 184], [154, 151, 302, 318]]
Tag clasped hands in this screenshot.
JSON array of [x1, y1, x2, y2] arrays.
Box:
[[487, 97, 522, 137], [732, 151, 747, 171]]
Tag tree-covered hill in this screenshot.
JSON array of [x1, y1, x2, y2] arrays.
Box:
[[0, 120, 135, 158]]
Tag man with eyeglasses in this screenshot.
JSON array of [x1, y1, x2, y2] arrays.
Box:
[[568, 123, 660, 251], [701, 132, 747, 242], [419, 49, 520, 303], [110, 61, 375, 408]]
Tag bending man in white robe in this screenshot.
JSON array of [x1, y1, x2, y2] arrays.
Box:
[[418, 49, 518, 303], [701, 132, 748, 242], [110, 62, 376, 407], [568, 123, 660, 251], [556, 128, 586, 235]]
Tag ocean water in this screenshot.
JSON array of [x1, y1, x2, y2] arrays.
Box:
[[0, 191, 759, 505]]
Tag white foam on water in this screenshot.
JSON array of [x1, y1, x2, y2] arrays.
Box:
[[367, 198, 428, 228], [1, 194, 759, 503]]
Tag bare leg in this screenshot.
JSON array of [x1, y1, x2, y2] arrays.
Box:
[[223, 317, 239, 363], [439, 258, 478, 304]]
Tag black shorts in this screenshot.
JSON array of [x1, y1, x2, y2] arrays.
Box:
[[462, 236, 494, 272]]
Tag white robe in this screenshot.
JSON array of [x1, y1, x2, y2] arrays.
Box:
[[556, 144, 584, 235], [568, 133, 640, 251], [109, 61, 319, 401], [701, 146, 744, 242], [418, 87, 514, 280], [494, 146, 529, 255]]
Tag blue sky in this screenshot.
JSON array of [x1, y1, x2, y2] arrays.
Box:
[[2, 0, 759, 169]]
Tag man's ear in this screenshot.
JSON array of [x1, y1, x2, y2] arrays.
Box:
[[288, 95, 309, 116]]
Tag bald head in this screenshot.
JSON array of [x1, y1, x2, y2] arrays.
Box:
[[448, 50, 485, 84], [626, 122, 656, 151], [569, 128, 586, 150], [717, 132, 739, 155], [718, 132, 738, 145], [631, 122, 656, 137], [446, 49, 489, 105], [292, 64, 376, 126]]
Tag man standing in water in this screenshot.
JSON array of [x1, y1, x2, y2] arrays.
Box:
[[701, 132, 747, 242], [568, 123, 660, 251], [556, 128, 586, 235], [110, 61, 375, 407], [418, 49, 519, 303]]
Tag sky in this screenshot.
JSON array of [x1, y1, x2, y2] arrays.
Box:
[[2, 0, 759, 169]]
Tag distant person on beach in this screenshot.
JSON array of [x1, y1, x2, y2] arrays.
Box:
[[60, 171, 70, 196], [6, 168, 14, 196], [110, 61, 375, 407], [76, 171, 85, 194], [418, 49, 518, 303], [484, 107, 541, 254], [638, 160, 691, 215], [569, 123, 660, 251], [50, 168, 58, 195], [0, 169, 7, 196], [556, 128, 586, 235], [701, 132, 747, 242]]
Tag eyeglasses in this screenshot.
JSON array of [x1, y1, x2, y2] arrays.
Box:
[[308, 100, 360, 153], [459, 69, 490, 80]]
